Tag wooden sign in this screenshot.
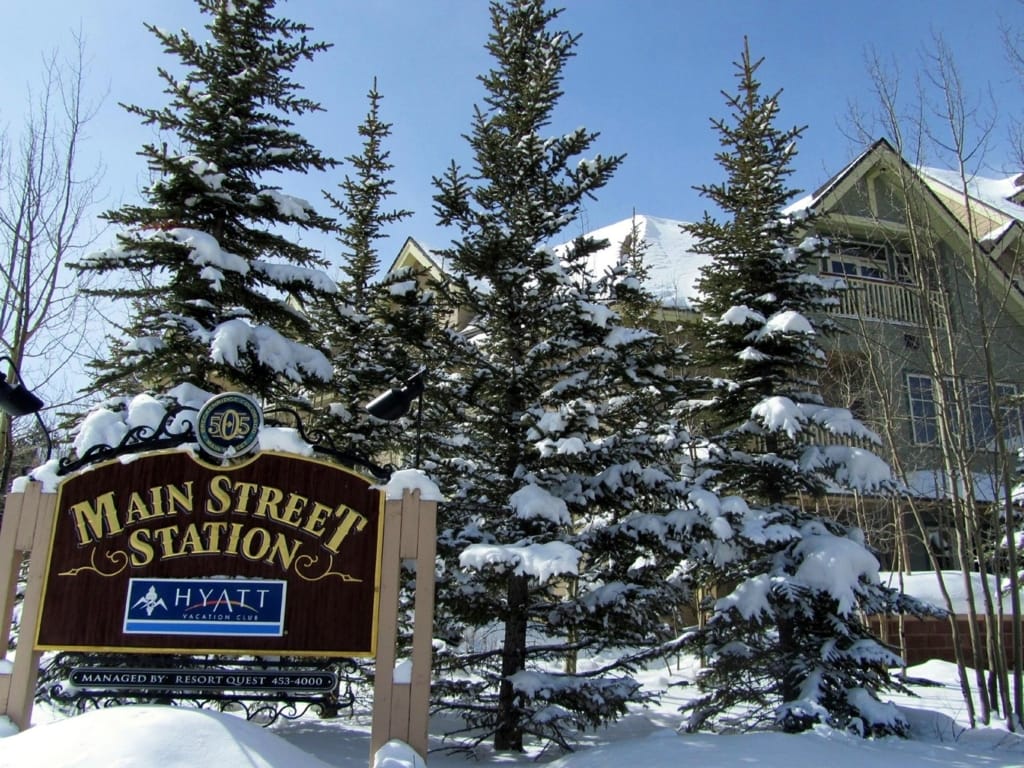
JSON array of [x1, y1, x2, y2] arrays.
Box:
[[35, 451, 384, 656]]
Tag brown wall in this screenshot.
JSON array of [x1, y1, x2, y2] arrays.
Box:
[[871, 615, 1019, 667]]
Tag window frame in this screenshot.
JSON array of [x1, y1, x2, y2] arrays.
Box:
[[906, 373, 1023, 450]]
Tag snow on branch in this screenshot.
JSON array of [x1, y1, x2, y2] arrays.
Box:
[[460, 541, 581, 583], [510, 484, 570, 525], [211, 319, 333, 382], [252, 261, 338, 294]]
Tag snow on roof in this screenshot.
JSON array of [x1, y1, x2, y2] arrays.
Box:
[[577, 214, 707, 310], [904, 469, 1004, 502], [917, 166, 1024, 232], [881, 570, 1021, 615]]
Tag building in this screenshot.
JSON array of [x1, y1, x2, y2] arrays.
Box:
[[387, 138, 1024, 575]]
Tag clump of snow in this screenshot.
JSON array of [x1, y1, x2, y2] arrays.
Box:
[[127, 393, 167, 434], [793, 525, 881, 614], [392, 659, 413, 685], [168, 227, 249, 291], [716, 573, 772, 620], [373, 739, 426, 768], [73, 407, 130, 456], [24, 459, 63, 493], [166, 383, 215, 411], [0, 705, 337, 767], [719, 305, 765, 326], [752, 396, 803, 439], [253, 261, 338, 294], [258, 427, 314, 456], [210, 319, 333, 382], [756, 310, 814, 338], [260, 190, 313, 221], [815, 446, 892, 492], [510, 484, 570, 525], [380, 469, 445, 501], [460, 541, 581, 583]]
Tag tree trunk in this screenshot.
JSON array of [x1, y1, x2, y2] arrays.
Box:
[[495, 573, 529, 752]]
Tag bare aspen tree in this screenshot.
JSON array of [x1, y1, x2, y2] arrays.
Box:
[[842, 38, 1024, 728], [0, 34, 104, 493]]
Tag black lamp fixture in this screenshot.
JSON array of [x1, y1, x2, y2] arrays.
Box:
[[366, 367, 427, 467], [366, 367, 426, 421], [0, 355, 52, 461], [0, 356, 44, 418]]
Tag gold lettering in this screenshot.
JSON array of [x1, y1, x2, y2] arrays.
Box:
[[128, 529, 154, 566], [225, 522, 245, 555], [166, 481, 194, 514], [240, 527, 271, 561], [206, 475, 232, 515], [233, 482, 260, 514], [203, 521, 228, 550], [69, 492, 123, 545], [276, 492, 308, 528], [253, 485, 283, 519], [268, 533, 300, 571], [124, 491, 153, 525], [324, 508, 368, 553], [152, 524, 187, 560], [178, 523, 208, 555], [303, 502, 333, 537], [150, 483, 166, 518]]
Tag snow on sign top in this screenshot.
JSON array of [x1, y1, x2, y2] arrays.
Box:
[[379, 469, 445, 501]]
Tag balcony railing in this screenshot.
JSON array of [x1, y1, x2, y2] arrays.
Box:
[[825, 275, 944, 327]]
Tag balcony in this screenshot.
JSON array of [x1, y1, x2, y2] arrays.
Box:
[[826, 275, 943, 327]]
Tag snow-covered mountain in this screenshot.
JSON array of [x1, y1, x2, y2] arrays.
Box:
[[578, 214, 707, 310]]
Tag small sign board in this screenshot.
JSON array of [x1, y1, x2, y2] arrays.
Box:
[[69, 667, 338, 693], [123, 578, 286, 637]]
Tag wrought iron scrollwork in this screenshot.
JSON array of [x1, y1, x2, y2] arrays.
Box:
[[38, 652, 365, 726], [57, 401, 393, 480], [58, 405, 199, 476], [263, 405, 393, 480]]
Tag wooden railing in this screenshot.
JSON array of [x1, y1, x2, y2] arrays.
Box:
[[826, 276, 944, 327]]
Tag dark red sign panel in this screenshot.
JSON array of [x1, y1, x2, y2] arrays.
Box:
[[35, 451, 384, 656]]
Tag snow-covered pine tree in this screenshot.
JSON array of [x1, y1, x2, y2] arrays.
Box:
[[427, 0, 690, 752], [679, 39, 929, 736], [78, 0, 338, 403], [317, 80, 430, 463]]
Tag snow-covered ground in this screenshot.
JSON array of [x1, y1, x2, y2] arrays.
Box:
[[1, 658, 1022, 768]]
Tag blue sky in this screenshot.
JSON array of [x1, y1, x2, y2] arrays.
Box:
[[1, 0, 1020, 266]]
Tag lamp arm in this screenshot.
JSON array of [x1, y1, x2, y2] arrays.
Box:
[[34, 411, 53, 463]]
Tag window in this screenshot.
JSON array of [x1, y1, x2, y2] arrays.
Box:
[[907, 374, 937, 444], [906, 373, 1024, 449], [825, 240, 911, 282]]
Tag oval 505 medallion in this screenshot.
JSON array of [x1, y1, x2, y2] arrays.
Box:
[[196, 392, 263, 458]]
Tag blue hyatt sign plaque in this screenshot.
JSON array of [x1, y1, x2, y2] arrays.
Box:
[[124, 578, 286, 637]]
